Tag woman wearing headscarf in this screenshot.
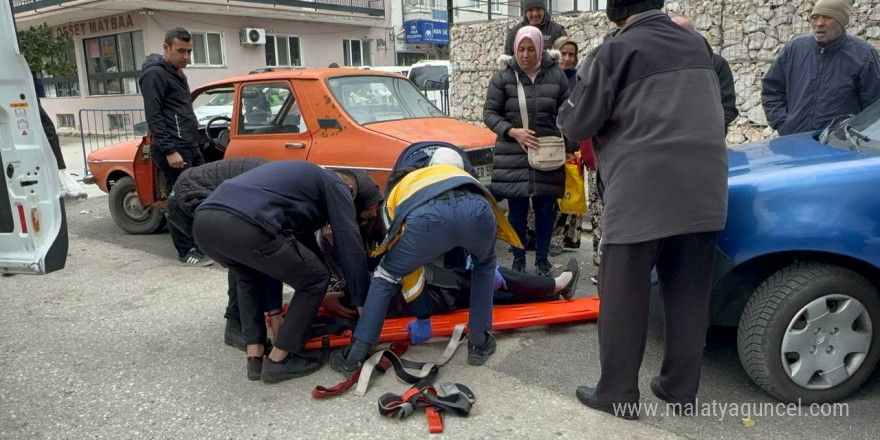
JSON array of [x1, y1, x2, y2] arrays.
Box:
[[484, 25, 573, 276]]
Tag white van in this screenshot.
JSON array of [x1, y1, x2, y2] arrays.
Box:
[[0, 0, 69, 274], [407, 60, 452, 114]]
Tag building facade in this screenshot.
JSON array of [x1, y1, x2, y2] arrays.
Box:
[[13, 0, 394, 132]]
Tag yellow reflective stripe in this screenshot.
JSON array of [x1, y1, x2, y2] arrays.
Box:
[[401, 268, 426, 302]]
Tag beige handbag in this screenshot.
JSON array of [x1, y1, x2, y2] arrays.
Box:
[[516, 72, 566, 171]]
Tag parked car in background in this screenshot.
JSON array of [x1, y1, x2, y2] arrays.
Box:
[[408, 60, 451, 114], [710, 99, 880, 403], [85, 68, 495, 234]]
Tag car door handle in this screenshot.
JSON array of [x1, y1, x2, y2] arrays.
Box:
[[285, 142, 305, 149]]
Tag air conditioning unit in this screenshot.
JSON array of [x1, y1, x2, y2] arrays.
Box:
[[241, 28, 266, 46]]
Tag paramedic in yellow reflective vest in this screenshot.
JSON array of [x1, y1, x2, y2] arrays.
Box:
[[330, 152, 522, 371]]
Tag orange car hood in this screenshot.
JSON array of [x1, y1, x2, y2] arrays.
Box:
[[362, 118, 495, 149]]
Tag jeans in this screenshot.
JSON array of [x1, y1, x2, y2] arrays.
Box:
[[152, 147, 204, 257], [507, 196, 556, 261], [354, 191, 498, 344]]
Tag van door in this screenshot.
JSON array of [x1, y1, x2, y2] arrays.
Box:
[[0, 0, 68, 274]]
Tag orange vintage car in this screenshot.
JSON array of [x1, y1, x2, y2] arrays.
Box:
[[86, 68, 495, 234]]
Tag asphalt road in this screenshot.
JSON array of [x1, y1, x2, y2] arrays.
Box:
[[2, 141, 879, 438]]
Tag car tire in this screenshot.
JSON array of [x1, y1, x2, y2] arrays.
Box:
[[108, 176, 165, 235], [737, 262, 880, 404]]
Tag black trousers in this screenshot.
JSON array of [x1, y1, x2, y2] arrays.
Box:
[[193, 209, 329, 353], [595, 231, 717, 404], [153, 147, 204, 257]]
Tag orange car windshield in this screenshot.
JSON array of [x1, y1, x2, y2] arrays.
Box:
[[326, 75, 446, 125]]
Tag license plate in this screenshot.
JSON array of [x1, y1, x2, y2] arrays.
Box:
[[475, 164, 492, 184]]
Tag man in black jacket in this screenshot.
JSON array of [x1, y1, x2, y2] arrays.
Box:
[[503, 0, 567, 55], [671, 14, 739, 131], [193, 161, 370, 383], [139, 27, 211, 266], [558, 0, 728, 419]]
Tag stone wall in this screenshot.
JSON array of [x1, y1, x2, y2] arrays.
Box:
[[449, 0, 880, 145]]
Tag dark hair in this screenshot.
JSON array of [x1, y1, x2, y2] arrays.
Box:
[[333, 168, 358, 182], [164, 28, 192, 45], [386, 167, 417, 193], [328, 62, 340, 68]]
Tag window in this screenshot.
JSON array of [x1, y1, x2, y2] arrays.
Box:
[[238, 83, 305, 135], [265, 35, 302, 67], [327, 75, 446, 125], [469, 0, 480, 9], [41, 41, 79, 98], [190, 31, 224, 67], [57, 114, 75, 128], [343, 39, 370, 67], [107, 114, 132, 130], [83, 30, 144, 96], [491, 0, 500, 12]]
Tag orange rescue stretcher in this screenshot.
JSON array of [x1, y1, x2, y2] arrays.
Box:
[[303, 296, 600, 350]]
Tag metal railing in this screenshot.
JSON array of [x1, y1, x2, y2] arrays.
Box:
[[78, 108, 146, 178], [13, 0, 385, 16]]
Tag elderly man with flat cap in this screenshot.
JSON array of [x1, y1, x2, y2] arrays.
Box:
[[763, 0, 880, 136], [504, 0, 567, 55]]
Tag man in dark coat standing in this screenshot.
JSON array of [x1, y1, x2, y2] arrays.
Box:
[[504, 0, 567, 55], [139, 27, 211, 266], [558, 0, 728, 419]]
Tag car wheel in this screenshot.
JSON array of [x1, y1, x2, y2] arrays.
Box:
[[108, 176, 166, 235], [737, 262, 880, 403]]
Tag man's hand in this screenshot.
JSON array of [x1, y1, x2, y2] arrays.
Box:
[[166, 151, 185, 169], [509, 128, 538, 153], [405, 318, 432, 344], [322, 291, 357, 318]]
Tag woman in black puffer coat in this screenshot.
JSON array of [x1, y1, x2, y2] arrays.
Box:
[[484, 25, 572, 276]]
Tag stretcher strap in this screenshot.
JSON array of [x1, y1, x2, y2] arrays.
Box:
[[311, 342, 410, 399], [377, 383, 476, 433], [354, 324, 467, 396]]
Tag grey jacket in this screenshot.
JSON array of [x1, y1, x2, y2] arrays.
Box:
[[558, 10, 728, 245], [762, 33, 880, 136], [484, 53, 572, 199]]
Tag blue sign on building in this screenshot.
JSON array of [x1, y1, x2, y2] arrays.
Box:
[[404, 20, 449, 45]]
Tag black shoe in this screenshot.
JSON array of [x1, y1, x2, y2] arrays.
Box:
[[575, 386, 639, 420], [512, 257, 526, 273], [224, 319, 247, 351], [467, 332, 496, 366], [260, 353, 323, 383], [559, 258, 580, 300], [536, 258, 552, 277], [650, 377, 695, 415], [328, 346, 362, 376]]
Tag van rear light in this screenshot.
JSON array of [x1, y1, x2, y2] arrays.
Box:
[[16, 203, 27, 234]]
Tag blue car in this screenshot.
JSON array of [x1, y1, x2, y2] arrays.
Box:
[[712, 101, 880, 404]]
